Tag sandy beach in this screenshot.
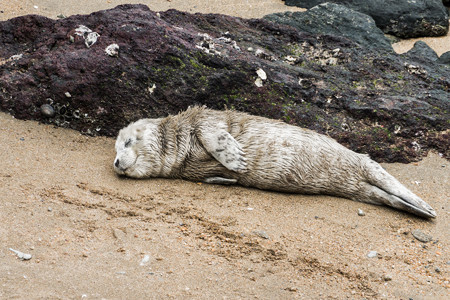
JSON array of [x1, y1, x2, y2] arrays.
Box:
[[0, 1, 449, 299]]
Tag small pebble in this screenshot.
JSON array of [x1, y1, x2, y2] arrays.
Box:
[[140, 254, 150, 266], [253, 230, 269, 239], [357, 209, 365, 216], [435, 267, 441, 273], [47, 207, 52, 212], [367, 251, 377, 258], [9, 248, 32, 260], [411, 229, 432, 243], [383, 274, 392, 281], [65, 92, 72, 98], [40, 104, 55, 118]]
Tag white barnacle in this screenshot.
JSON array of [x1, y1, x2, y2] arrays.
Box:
[[231, 41, 240, 51], [284, 55, 296, 64], [411, 141, 421, 152], [255, 68, 267, 88], [255, 77, 263, 88], [75, 25, 92, 36], [10, 54, 23, 61], [256, 68, 267, 80], [75, 25, 100, 48], [105, 43, 119, 57], [85, 32, 100, 48], [148, 83, 156, 94]]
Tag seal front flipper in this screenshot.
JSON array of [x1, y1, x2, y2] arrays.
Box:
[[198, 129, 247, 173], [204, 177, 238, 185]]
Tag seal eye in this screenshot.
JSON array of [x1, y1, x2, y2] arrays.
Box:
[[124, 139, 132, 148]]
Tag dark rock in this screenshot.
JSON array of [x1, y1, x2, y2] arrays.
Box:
[[264, 3, 393, 51], [284, 0, 449, 38], [438, 51, 450, 65], [0, 5, 449, 163], [405, 41, 439, 62]]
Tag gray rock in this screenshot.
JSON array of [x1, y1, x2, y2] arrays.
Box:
[[411, 229, 433, 243], [357, 209, 365, 216], [284, 0, 449, 38], [265, 3, 393, 51], [437, 51, 450, 65], [406, 41, 439, 62]]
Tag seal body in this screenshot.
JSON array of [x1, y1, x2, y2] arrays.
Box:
[[114, 106, 436, 218]]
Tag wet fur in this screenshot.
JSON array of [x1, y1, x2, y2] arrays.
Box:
[[114, 106, 436, 218]]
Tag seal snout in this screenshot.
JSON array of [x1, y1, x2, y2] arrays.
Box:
[[113, 157, 127, 174]]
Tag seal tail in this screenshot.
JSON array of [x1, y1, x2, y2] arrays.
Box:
[[359, 159, 436, 218]]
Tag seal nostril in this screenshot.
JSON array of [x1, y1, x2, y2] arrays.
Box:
[[115, 159, 119, 167]]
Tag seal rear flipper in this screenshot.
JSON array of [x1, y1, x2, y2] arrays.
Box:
[[198, 129, 247, 173], [358, 182, 436, 219], [204, 177, 237, 185], [361, 159, 436, 218]]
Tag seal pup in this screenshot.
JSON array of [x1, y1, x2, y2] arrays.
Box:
[[113, 106, 436, 218]]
